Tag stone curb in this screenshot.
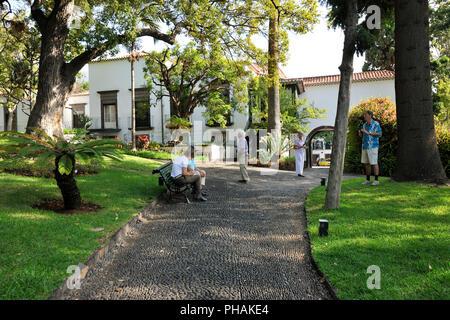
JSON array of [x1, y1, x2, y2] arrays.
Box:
[[48, 194, 164, 300], [300, 196, 339, 300]]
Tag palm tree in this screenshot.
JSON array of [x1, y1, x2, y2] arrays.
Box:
[[0, 128, 124, 210], [393, 0, 447, 183]]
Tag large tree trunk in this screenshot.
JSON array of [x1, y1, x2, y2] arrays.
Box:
[[393, 0, 447, 183], [325, 0, 358, 210], [54, 154, 82, 210], [26, 0, 78, 139], [267, 8, 281, 137]]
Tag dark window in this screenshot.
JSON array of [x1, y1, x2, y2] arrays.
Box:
[[134, 89, 151, 129], [99, 91, 118, 129], [71, 104, 86, 129]]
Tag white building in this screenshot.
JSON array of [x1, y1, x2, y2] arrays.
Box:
[[1, 51, 395, 164], [0, 92, 89, 133]]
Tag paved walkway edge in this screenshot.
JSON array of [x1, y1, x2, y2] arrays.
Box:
[[48, 194, 164, 300], [301, 194, 339, 300]]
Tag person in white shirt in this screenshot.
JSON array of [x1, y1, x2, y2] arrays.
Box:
[[171, 147, 207, 201], [293, 131, 306, 177], [237, 130, 250, 183]]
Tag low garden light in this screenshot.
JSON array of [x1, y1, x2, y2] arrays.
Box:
[[321, 177, 327, 186], [319, 219, 329, 237]]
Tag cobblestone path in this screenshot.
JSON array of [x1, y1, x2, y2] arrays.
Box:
[[63, 165, 337, 300]]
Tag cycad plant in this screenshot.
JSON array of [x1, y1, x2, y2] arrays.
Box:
[[0, 129, 124, 210], [258, 132, 293, 164]]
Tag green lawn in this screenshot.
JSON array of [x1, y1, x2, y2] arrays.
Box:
[[306, 177, 450, 300], [0, 155, 164, 300]]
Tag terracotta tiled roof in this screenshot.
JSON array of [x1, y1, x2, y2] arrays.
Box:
[[249, 63, 288, 79], [298, 70, 395, 86], [90, 51, 150, 64]]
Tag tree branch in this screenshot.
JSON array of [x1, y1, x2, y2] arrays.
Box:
[[30, 0, 48, 31], [67, 23, 185, 76]]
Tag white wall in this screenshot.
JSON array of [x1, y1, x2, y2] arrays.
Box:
[[64, 93, 90, 129], [89, 58, 173, 143], [89, 58, 250, 144], [301, 79, 396, 134]]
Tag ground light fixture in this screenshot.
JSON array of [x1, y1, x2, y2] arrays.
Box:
[[321, 177, 327, 186], [319, 219, 329, 237]]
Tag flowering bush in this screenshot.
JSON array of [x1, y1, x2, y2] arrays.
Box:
[[435, 120, 450, 177], [137, 135, 150, 150]]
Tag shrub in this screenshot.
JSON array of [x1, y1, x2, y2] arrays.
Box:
[[435, 120, 450, 177], [345, 97, 450, 178], [137, 135, 150, 150], [345, 97, 397, 176]]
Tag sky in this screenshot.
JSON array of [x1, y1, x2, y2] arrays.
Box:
[[21, 2, 365, 80], [99, 4, 366, 80]]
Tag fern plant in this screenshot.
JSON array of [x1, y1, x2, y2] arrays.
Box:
[[0, 128, 124, 210]]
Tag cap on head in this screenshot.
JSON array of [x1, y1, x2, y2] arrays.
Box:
[[366, 110, 374, 118]]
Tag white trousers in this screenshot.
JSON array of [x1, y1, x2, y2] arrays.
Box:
[[295, 152, 305, 175]]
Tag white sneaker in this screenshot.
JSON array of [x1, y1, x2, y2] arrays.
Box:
[[362, 180, 371, 185], [371, 180, 380, 186]]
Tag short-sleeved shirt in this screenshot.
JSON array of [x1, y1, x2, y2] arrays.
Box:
[[171, 155, 189, 177], [362, 120, 382, 150], [188, 159, 196, 170], [238, 137, 248, 153]]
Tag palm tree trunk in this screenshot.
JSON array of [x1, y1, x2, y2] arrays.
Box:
[[54, 155, 82, 210], [393, 0, 447, 183], [268, 7, 281, 137], [325, 0, 358, 210]]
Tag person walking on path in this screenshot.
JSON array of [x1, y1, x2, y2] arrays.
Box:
[[294, 131, 306, 177], [359, 110, 383, 186], [237, 130, 250, 183], [171, 147, 207, 201]]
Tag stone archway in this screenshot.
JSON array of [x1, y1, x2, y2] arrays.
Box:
[[306, 126, 334, 168]]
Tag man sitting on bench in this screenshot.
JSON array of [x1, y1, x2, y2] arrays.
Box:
[[171, 147, 207, 202]]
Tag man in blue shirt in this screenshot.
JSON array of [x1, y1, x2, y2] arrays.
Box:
[[359, 110, 382, 185]]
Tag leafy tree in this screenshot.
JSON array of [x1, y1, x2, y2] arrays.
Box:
[[319, 0, 393, 209], [11, 0, 206, 139], [0, 129, 124, 210], [249, 78, 326, 134], [0, 13, 40, 131], [362, 9, 395, 71], [144, 42, 250, 127], [259, 0, 319, 135], [8, 0, 282, 138]]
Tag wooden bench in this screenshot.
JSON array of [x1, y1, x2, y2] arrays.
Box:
[[152, 161, 192, 204]]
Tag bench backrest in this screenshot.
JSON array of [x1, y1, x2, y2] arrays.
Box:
[[153, 161, 180, 186]]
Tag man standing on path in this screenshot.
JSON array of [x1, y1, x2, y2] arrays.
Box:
[[359, 110, 383, 186], [294, 131, 306, 177], [237, 130, 250, 183], [171, 147, 207, 201]]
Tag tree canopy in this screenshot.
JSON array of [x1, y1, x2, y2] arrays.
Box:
[[144, 42, 250, 127]]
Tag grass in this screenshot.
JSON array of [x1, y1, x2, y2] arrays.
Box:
[[124, 149, 173, 160], [0, 155, 164, 300], [306, 177, 450, 300]]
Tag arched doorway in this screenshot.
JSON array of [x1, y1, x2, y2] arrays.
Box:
[[306, 126, 334, 168]]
